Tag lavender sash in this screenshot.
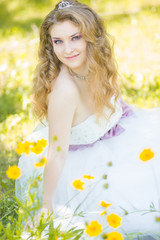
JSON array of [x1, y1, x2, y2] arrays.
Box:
[[69, 101, 134, 151]]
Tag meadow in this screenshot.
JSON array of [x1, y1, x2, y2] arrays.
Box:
[[0, 0, 160, 239]]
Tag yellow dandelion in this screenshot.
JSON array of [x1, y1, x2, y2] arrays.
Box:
[[107, 213, 122, 228], [72, 179, 85, 190], [139, 149, 154, 161], [106, 231, 124, 240], [34, 157, 48, 167], [83, 175, 95, 180], [6, 165, 22, 180], [99, 201, 112, 209], [86, 220, 103, 237], [37, 139, 47, 148], [16, 141, 31, 155]]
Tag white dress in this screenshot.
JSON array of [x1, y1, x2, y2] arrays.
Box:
[[15, 100, 160, 239]]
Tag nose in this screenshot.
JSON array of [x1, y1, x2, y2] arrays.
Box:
[[64, 42, 73, 54]]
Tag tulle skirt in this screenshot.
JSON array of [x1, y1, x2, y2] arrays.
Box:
[[16, 106, 160, 239]]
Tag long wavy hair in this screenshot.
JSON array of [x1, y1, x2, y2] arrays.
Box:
[[32, 0, 121, 121]]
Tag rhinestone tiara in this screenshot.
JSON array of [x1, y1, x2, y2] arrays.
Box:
[[58, 0, 73, 9]]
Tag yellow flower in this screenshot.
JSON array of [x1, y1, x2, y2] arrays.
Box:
[[106, 231, 124, 240], [99, 201, 112, 209], [34, 157, 48, 167], [30, 139, 47, 154], [99, 201, 112, 216], [16, 141, 31, 155], [100, 210, 107, 216], [72, 179, 85, 190], [107, 213, 122, 228], [6, 165, 22, 180], [139, 149, 154, 161], [37, 139, 47, 148], [83, 175, 95, 179], [30, 144, 44, 154], [86, 220, 103, 237]]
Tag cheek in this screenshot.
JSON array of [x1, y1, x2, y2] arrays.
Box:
[[73, 42, 87, 53], [79, 40, 87, 53], [53, 45, 63, 57]]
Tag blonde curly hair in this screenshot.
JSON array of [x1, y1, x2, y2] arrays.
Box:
[[32, 0, 121, 121]]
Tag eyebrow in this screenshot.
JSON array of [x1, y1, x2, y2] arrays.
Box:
[[52, 32, 79, 39]]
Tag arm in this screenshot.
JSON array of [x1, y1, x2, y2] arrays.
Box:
[[42, 83, 79, 211]]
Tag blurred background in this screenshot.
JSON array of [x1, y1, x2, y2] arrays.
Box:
[[0, 0, 160, 196]]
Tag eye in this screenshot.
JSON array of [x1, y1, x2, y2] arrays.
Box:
[[53, 39, 63, 45], [72, 35, 82, 41]]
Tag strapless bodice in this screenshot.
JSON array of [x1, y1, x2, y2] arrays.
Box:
[[70, 102, 122, 145], [38, 99, 123, 146]]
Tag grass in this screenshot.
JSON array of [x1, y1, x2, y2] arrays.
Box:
[[0, 0, 160, 238]]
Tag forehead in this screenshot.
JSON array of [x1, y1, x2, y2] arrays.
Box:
[[50, 20, 80, 38]]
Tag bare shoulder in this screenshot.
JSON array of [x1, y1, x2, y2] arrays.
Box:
[[47, 66, 80, 107], [46, 67, 80, 154]]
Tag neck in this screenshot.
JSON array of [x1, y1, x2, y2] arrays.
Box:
[[68, 67, 88, 81]]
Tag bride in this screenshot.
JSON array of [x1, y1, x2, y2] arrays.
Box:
[[16, 0, 160, 239]]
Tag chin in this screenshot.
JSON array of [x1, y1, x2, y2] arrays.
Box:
[[61, 57, 85, 69], [68, 61, 86, 70]]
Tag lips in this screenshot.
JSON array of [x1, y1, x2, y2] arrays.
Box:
[[65, 54, 79, 60]]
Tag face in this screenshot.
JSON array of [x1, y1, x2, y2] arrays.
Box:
[[50, 21, 87, 74]]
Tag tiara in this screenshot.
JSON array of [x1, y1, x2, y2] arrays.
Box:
[[58, 0, 72, 9]]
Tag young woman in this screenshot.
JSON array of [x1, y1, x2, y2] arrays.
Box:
[[16, 0, 160, 238]]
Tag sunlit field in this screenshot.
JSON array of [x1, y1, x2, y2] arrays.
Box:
[[0, 0, 160, 238]]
